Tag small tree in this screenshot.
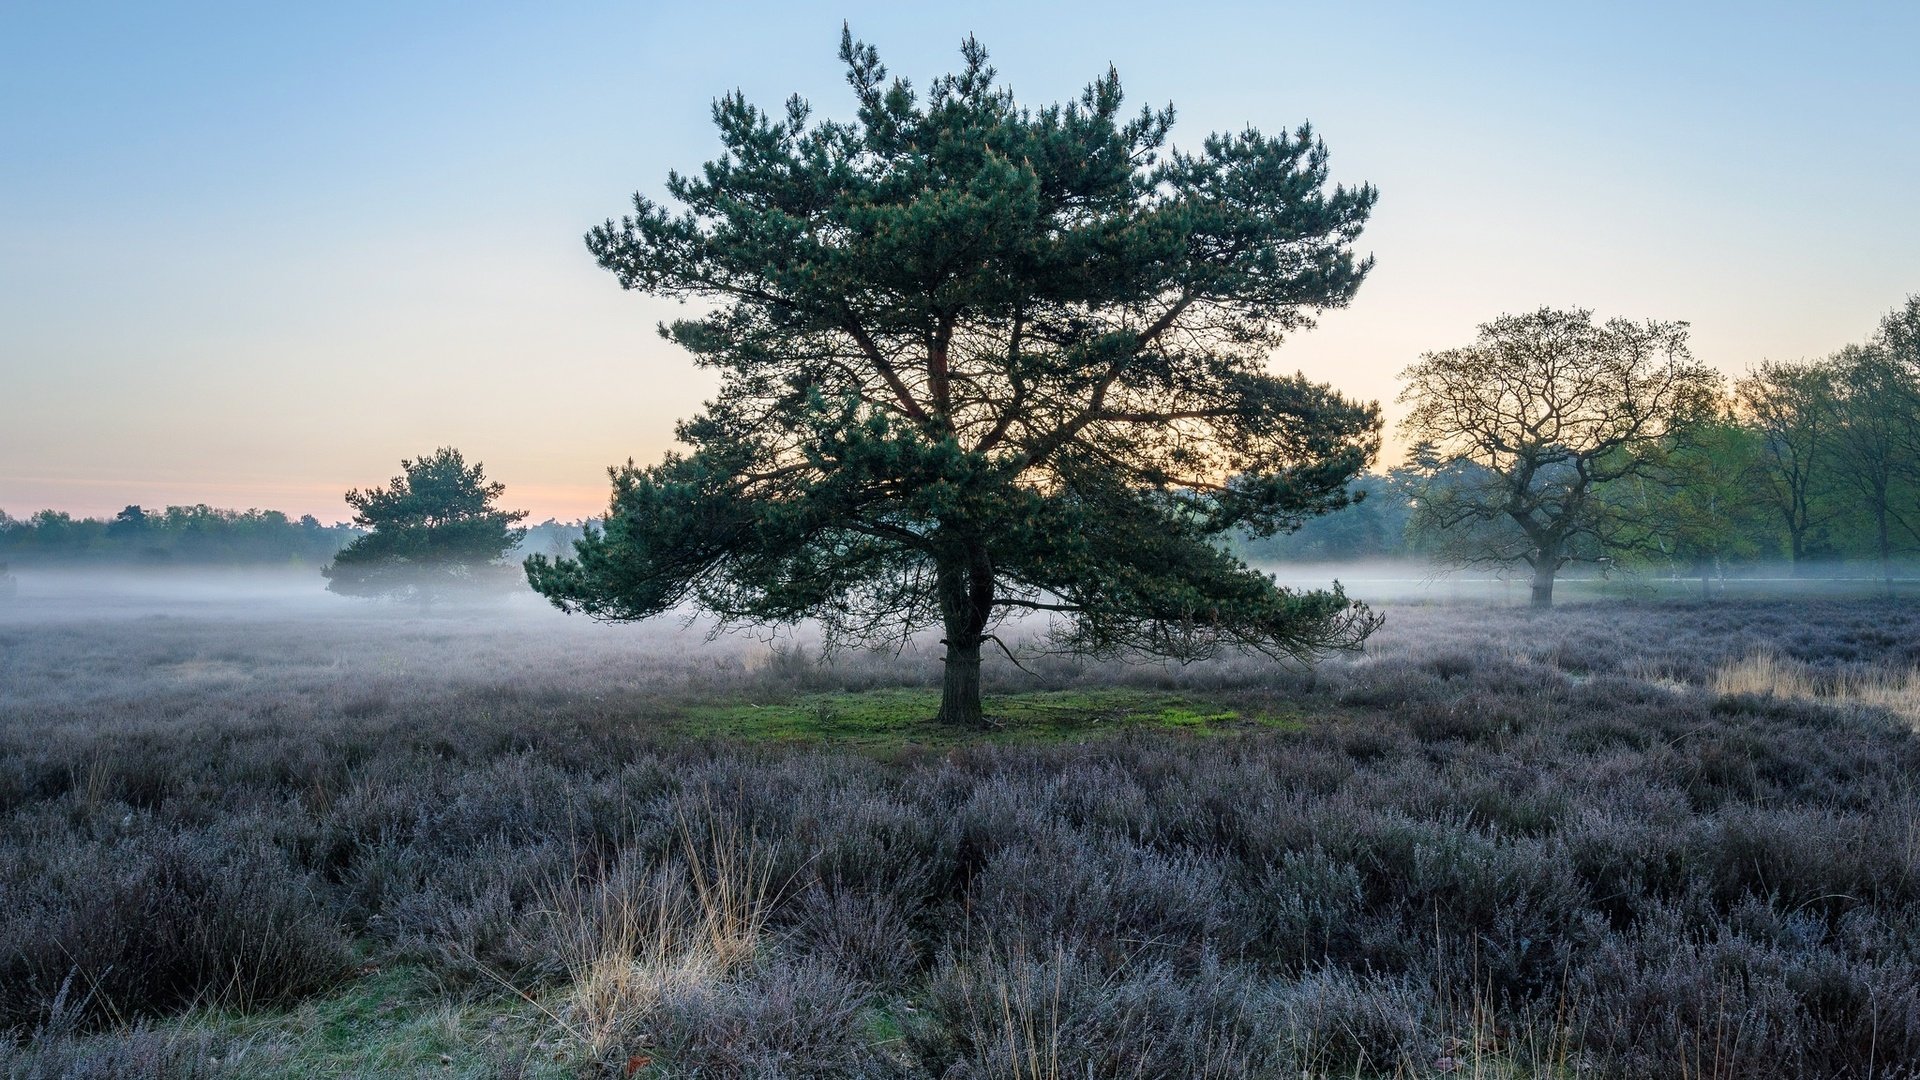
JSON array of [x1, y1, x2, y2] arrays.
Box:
[[528, 29, 1385, 725], [107, 505, 151, 538], [325, 448, 527, 607], [1400, 307, 1721, 607]]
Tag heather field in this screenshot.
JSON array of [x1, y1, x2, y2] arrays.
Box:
[[5, 579, 1920, 1078]]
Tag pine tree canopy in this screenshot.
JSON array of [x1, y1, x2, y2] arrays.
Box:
[[326, 447, 528, 603], [527, 28, 1385, 722]]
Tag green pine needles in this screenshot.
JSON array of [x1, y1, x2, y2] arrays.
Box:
[[528, 27, 1385, 725], [327, 448, 528, 608]]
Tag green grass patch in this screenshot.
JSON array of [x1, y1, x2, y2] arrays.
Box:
[[155, 965, 575, 1079], [675, 687, 1302, 748]]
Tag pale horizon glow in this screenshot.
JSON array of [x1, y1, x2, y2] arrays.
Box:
[[5, 2, 1917, 521]]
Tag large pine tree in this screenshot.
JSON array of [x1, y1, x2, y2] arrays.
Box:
[[529, 29, 1384, 725]]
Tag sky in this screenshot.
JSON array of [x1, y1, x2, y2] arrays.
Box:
[[4, 1, 1916, 522]]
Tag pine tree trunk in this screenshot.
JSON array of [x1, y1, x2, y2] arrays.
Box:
[[935, 542, 994, 727], [939, 634, 984, 728]]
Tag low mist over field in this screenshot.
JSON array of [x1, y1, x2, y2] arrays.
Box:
[[8, 555, 1918, 623]]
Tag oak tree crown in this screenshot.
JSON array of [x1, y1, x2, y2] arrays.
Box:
[[1401, 308, 1721, 607]]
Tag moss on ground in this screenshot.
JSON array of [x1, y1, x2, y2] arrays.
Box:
[[673, 687, 1303, 748], [159, 965, 576, 1079]]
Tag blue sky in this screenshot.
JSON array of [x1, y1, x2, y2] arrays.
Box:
[[4, 1, 1916, 519]]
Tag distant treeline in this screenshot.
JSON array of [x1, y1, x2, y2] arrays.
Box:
[[1239, 460, 1917, 573], [0, 505, 596, 569], [1243, 336, 1920, 578], [1236, 470, 1420, 563], [0, 506, 358, 567], [518, 518, 594, 560], [8, 463, 1911, 579]]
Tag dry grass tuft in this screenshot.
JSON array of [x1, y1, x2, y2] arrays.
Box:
[[546, 811, 774, 1061], [1714, 651, 1920, 728]]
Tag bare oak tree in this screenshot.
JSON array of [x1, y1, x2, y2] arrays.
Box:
[[1400, 307, 1720, 607]]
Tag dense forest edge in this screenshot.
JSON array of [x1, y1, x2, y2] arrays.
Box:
[[0, 508, 587, 570]]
